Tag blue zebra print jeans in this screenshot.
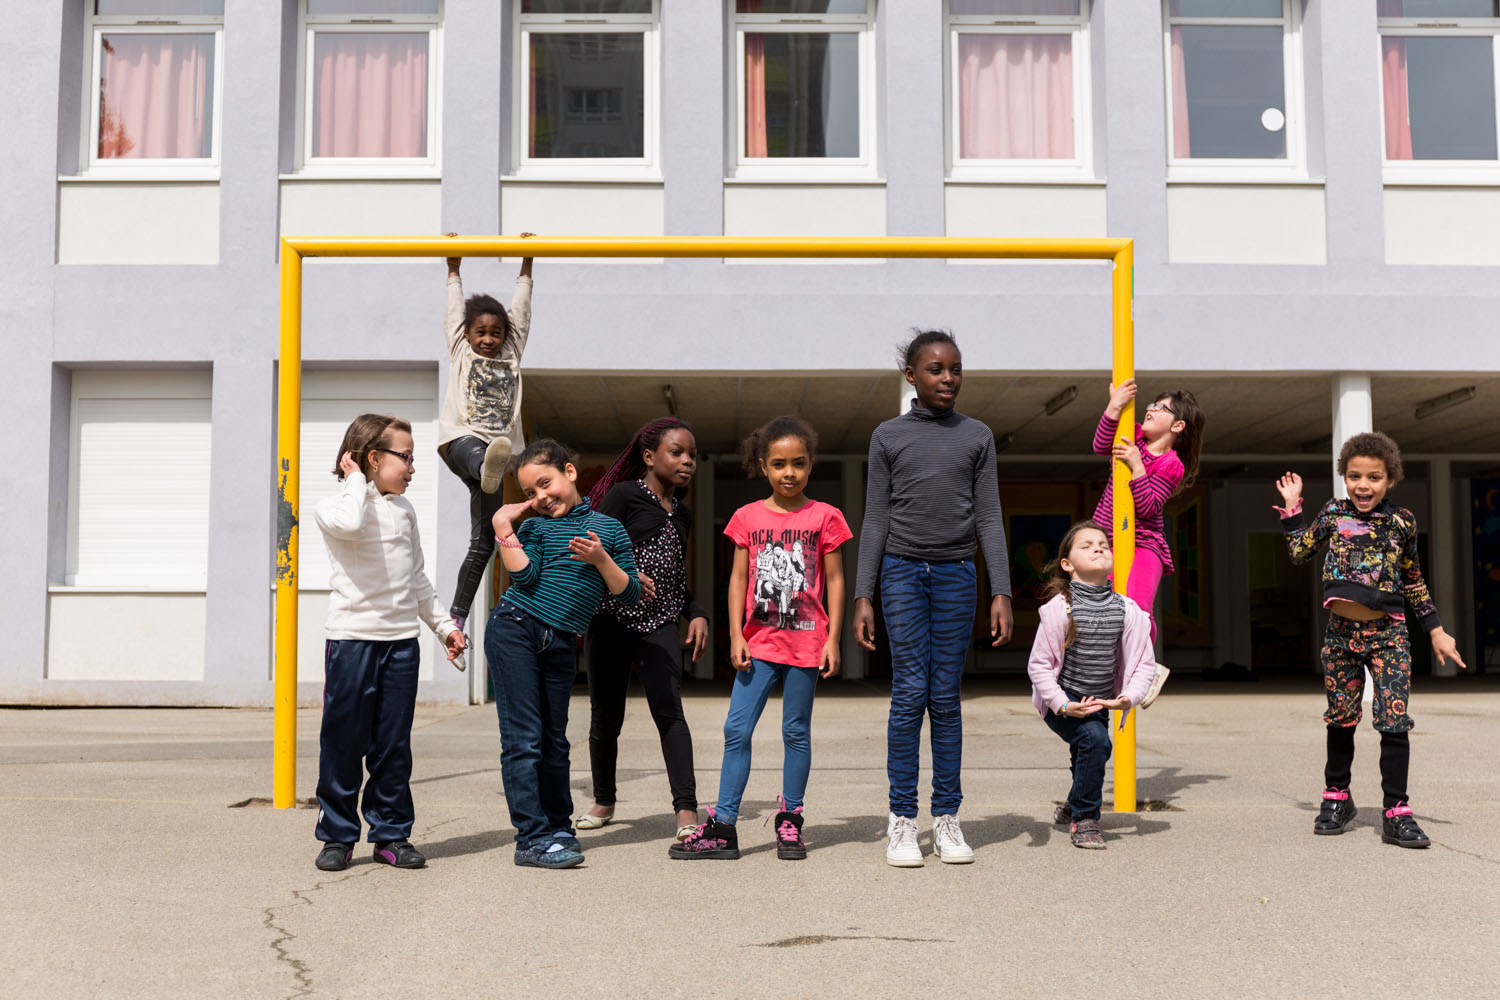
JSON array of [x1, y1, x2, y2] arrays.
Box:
[[880, 553, 977, 818]]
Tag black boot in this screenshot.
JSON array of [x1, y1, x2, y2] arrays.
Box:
[[1313, 788, 1357, 835], [1381, 804, 1430, 849], [774, 809, 807, 861], [668, 811, 740, 860]]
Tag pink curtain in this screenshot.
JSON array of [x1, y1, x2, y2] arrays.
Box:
[[97, 33, 213, 159], [1169, 25, 1190, 158], [312, 33, 428, 158], [957, 34, 1073, 159], [743, 0, 767, 157], [1381, 37, 1412, 160]]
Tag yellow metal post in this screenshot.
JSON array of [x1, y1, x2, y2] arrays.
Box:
[[270, 235, 1134, 806], [1110, 243, 1138, 813], [273, 242, 303, 809]]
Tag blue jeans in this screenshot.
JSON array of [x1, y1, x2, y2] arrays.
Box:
[[315, 637, 420, 844], [881, 554, 976, 818], [485, 598, 578, 849], [713, 658, 819, 825], [1043, 688, 1113, 821]]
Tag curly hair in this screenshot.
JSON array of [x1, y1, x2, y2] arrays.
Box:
[[1337, 431, 1404, 485], [586, 417, 695, 506], [741, 415, 818, 477], [460, 293, 513, 344], [896, 328, 960, 371]]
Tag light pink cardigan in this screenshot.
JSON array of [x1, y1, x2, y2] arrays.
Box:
[[1027, 592, 1157, 727]]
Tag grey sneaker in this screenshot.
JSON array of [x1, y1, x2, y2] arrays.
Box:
[[1071, 818, 1106, 850], [514, 842, 585, 869], [480, 436, 512, 494], [932, 813, 974, 864], [885, 813, 923, 868], [1052, 802, 1070, 826]]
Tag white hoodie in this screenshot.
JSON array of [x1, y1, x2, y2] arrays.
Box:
[[315, 471, 457, 643]]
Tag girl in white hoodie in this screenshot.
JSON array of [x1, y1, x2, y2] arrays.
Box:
[[312, 414, 465, 873], [1027, 521, 1155, 850]]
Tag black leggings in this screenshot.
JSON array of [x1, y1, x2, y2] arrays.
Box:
[[444, 436, 504, 620], [1325, 723, 1411, 808], [585, 615, 697, 813]]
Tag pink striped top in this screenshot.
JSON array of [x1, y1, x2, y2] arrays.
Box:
[[1090, 414, 1185, 575]]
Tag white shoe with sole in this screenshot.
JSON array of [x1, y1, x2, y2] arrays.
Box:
[[480, 436, 512, 494], [885, 813, 923, 868], [1140, 663, 1170, 709], [932, 813, 974, 864]]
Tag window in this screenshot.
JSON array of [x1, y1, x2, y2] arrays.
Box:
[[1379, 1, 1500, 175], [1164, 0, 1303, 173], [297, 0, 441, 172], [946, 1, 1091, 178], [83, 1, 224, 174], [515, 1, 658, 174], [731, 0, 875, 176], [67, 371, 212, 589]]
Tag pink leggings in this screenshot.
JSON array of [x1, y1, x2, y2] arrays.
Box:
[[1125, 549, 1164, 644]]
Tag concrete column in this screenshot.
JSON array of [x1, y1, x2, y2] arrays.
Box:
[[840, 456, 865, 680], [1101, 0, 1169, 267], [881, 2, 944, 238], [691, 459, 716, 680], [1312, 2, 1385, 270], [1331, 373, 1372, 498], [899, 378, 915, 415], [1429, 457, 1458, 676]]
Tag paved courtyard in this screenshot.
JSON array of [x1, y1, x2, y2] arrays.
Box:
[[4, 676, 1498, 999]]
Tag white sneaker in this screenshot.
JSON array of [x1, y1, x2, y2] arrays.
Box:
[[1140, 663, 1170, 709], [480, 436, 512, 495], [932, 813, 974, 864], [885, 813, 923, 868]]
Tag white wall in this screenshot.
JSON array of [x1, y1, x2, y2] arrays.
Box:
[[1384, 187, 1500, 266], [57, 182, 219, 265], [1167, 184, 1327, 265]]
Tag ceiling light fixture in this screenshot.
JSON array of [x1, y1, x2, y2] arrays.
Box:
[[1044, 385, 1079, 416], [662, 383, 678, 416], [1414, 386, 1476, 420]]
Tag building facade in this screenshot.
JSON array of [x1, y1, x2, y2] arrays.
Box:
[[3, 0, 1498, 706]]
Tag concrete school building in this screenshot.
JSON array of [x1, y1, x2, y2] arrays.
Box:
[[2, 0, 1498, 707]]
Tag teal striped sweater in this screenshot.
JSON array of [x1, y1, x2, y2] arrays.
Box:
[[503, 498, 640, 635]]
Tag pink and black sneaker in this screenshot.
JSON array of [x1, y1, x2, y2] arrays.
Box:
[[668, 808, 740, 860], [773, 801, 806, 861], [1381, 803, 1430, 849]]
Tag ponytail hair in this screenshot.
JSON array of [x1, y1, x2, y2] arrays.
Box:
[[740, 415, 818, 478], [1040, 520, 1113, 650], [587, 416, 695, 507]]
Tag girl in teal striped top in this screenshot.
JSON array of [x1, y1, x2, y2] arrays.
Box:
[[484, 439, 644, 868]]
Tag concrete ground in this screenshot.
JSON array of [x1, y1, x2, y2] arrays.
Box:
[[4, 675, 1498, 1000]]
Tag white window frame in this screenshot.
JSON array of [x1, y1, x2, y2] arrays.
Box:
[[1163, 0, 1306, 182], [729, 0, 877, 180], [1378, 10, 1500, 185], [510, 2, 660, 180], [944, 1, 1093, 182], [81, 5, 225, 180], [293, 2, 443, 178]]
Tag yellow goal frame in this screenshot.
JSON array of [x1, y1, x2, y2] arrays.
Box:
[[274, 235, 1139, 811]]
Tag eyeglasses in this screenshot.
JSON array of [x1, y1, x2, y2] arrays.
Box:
[[376, 448, 415, 466], [1145, 401, 1176, 418]]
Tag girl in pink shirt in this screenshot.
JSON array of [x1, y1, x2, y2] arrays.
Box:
[[670, 416, 851, 863]]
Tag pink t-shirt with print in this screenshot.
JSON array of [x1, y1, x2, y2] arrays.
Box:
[[724, 498, 853, 668]]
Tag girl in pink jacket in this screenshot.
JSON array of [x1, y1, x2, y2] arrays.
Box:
[[1027, 522, 1156, 850]]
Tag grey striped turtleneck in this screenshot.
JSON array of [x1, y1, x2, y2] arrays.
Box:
[[1059, 580, 1125, 698]]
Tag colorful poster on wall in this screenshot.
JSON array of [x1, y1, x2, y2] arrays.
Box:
[[1472, 479, 1500, 672]]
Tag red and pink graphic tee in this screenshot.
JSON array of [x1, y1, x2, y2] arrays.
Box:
[[724, 498, 853, 668]]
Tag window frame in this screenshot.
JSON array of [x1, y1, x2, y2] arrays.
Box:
[[293, 2, 443, 178], [81, 5, 226, 179], [510, 1, 661, 180], [1377, 12, 1500, 184], [1162, 0, 1306, 181], [944, 1, 1094, 182], [729, 0, 878, 180]]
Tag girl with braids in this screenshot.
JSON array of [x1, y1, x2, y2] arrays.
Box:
[[577, 417, 710, 841], [853, 329, 1013, 868], [437, 238, 535, 632], [671, 416, 850, 862], [1026, 521, 1155, 850]]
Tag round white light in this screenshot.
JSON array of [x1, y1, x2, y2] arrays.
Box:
[[1261, 107, 1286, 133]]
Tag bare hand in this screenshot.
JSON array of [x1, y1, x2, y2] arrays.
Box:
[[1101, 696, 1131, 711], [684, 617, 709, 662], [729, 634, 751, 671], [1276, 472, 1303, 508], [567, 530, 609, 567], [492, 502, 532, 537], [1112, 438, 1145, 477], [854, 598, 877, 651], [1107, 379, 1137, 418], [339, 451, 360, 479], [819, 639, 841, 679], [1431, 628, 1467, 670], [519, 231, 535, 273], [637, 571, 657, 603], [989, 594, 1013, 647], [444, 630, 467, 662], [1063, 697, 1106, 718]]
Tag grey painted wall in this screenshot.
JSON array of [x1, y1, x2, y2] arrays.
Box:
[[4, 1, 1499, 703]]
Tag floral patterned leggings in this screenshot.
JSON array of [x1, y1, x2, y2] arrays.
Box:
[[1321, 614, 1414, 733]]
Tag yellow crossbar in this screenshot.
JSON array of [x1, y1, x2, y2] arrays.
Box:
[[274, 235, 1136, 810]]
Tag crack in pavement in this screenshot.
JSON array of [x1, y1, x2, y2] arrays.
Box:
[[263, 815, 466, 998], [750, 934, 949, 948], [1433, 841, 1500, 866]]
